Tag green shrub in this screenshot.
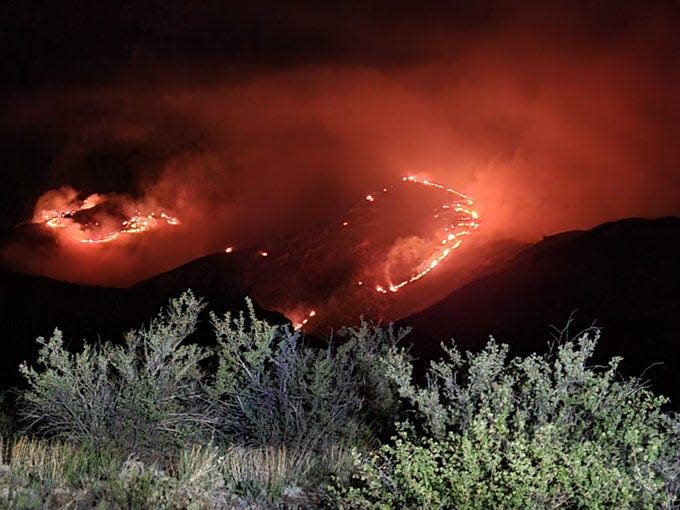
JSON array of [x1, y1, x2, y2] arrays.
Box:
[[207, 302, 406, 451], [332, 330, 680, 509], [19, 291, 214, 457], [19, 291, 679, 508], [20, 292, 404, 460], [16, 290, 405, 504]]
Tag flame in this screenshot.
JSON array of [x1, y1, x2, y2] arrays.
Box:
[[295, 174, 480, 329], [294, 309, 317, 330], [364, 175, 480, 294], [27, 176, 478, 333], [32, 187, 179, 244]]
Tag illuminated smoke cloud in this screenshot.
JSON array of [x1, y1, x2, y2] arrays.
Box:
[[32, 186, 179, 244], [2, 1, 679, 324], [285, 175, 480, 329]]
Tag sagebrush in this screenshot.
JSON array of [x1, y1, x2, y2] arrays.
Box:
[[10, 292, 680, 508], [332, 331, 680, 509], [18, 291, 403, 458]]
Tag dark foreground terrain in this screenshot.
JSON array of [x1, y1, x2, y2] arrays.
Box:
[[2, 216, 679, 401], [403, 216, 680, 401]]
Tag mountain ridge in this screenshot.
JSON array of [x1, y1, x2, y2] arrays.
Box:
[[400, 216, 680, 401], [1, 216, 678, 401]]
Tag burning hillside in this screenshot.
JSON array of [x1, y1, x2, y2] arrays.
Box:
[[7, 174, 480, 331], [216, 174, 481, 330], [32, 186, 180, 244], [2, 0, 679, 328]]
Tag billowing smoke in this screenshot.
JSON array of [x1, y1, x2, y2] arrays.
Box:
[[2, 0, 679, 325], [31, 185, 179, 244]]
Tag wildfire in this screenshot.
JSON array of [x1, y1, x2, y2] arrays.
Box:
[[26, 176, 479, 333], [32, 187, 180, 244], [293, 174, 480, 330], [293, 309, 317, 331], [370, 175, 480, 293]]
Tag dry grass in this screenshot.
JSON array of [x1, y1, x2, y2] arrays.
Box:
[[0, 437, 350, 508], [223, 445, 293, 484], [1, 436, 82, 481], [176, 444, 224, 490]]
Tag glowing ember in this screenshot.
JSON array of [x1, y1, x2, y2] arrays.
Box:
[[369, 175, 480, 294], [31, 187, 179, 244], [294, 309, 317, 330], [224, 246, 234, 253], [293, 174, 480, 330]]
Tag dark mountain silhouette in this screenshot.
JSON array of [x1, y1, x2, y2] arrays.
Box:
[[0, 249, 288, 389], [2, 216, 678, 404], [400, 216, 680, 403]]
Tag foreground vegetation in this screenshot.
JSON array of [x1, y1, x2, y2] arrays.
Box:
[[1, 291, 677, 508]]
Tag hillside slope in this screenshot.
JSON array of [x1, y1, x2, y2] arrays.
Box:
[[401, 217, 680, 402], [0, 250, 287, 389]]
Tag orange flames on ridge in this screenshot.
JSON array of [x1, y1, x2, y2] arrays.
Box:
[[372, 175, 479, 294], [291, 174, 480, 330], [32, 186, 180, 244], [26, 176, 478, 332]]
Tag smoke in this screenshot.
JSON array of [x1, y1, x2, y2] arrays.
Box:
[[2, 0, 679, 322]]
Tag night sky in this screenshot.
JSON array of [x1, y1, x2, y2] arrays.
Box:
[[2, 1, 679, 325]]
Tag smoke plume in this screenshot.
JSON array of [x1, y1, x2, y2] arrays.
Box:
[[2, 0, 679, 325]]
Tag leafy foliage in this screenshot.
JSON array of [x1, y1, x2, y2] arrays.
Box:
[[14, 293, 680, 508], [333, 331, 680, 509], [18, 292, 404, 459], [19, 291, 213, 456], [208, 301, 406, 450]]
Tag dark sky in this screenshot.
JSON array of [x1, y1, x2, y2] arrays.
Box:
[[0, 2, 517, 88], [1, 0, 679, 292], [3, 2, 678, 88]]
